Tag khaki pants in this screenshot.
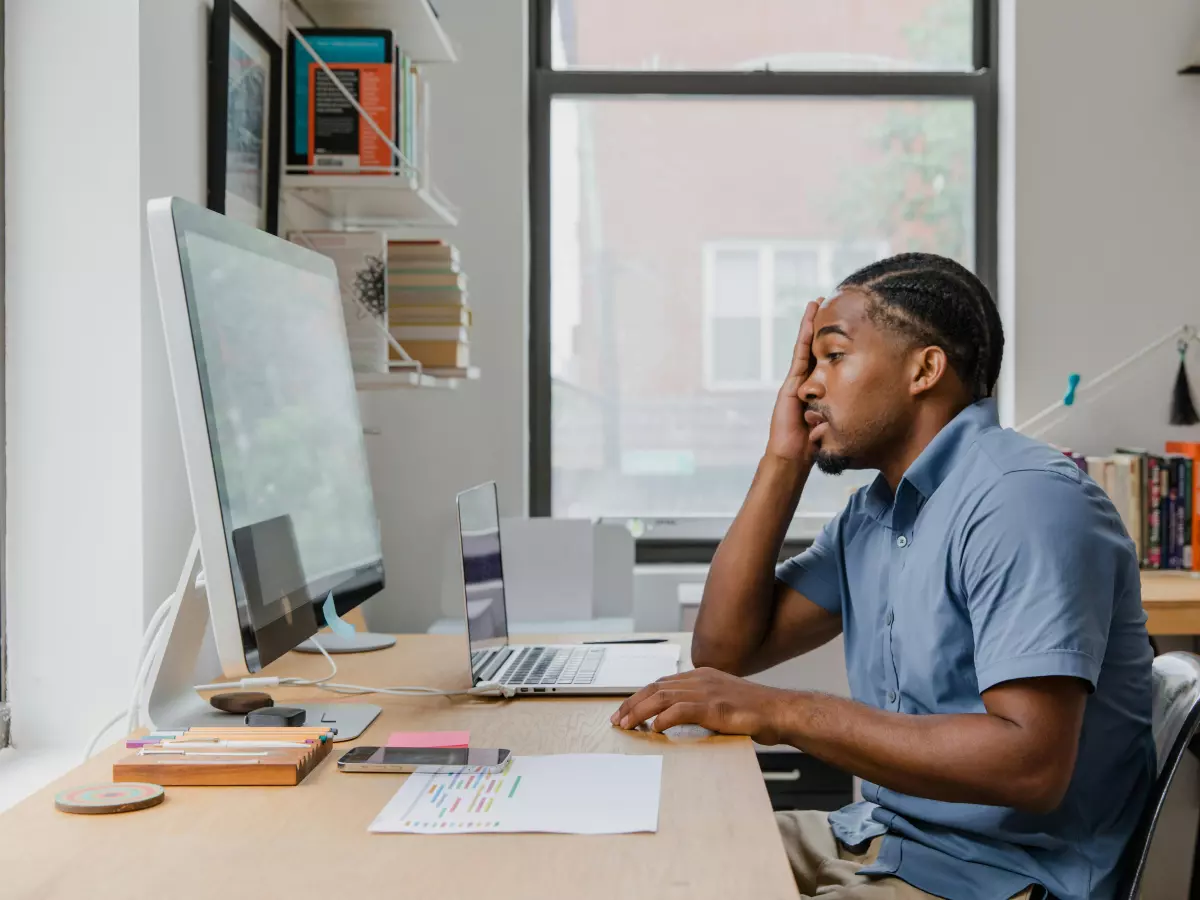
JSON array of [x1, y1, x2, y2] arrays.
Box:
[[776, 811, 1036, 900]]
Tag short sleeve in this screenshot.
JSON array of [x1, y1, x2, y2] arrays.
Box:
[[775, 512, 844, 614], [961, 469, 1119, 693]]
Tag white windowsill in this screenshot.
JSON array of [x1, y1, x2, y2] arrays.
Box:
[[0, 746, 80, 814]]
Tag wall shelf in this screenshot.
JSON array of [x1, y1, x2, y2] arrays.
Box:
[[355, 367, 480, 390], [283, 173, 459, 228], [300, 0, 456, 63]]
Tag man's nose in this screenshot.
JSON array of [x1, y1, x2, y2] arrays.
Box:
[[799, 370, 824, 403]]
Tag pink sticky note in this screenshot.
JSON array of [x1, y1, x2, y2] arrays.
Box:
[[387, 730, 470, 749]]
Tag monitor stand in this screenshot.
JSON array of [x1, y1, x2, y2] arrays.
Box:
[[144, 534, 381, 741], [294, 632, 396, 654]]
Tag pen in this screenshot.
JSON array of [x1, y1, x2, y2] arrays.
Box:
[[140, 749, 272, 757], [148, 758, 263, 765], [161, 740, 314, 749], [582, 638, 668, 644]]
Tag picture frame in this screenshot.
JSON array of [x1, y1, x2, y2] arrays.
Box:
[[208, 0, 282, 235]]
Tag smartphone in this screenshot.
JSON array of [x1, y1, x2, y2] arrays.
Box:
[[337, 746, 511, 773]]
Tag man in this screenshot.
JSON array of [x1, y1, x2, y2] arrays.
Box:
[[612, 253, 1153, 900]]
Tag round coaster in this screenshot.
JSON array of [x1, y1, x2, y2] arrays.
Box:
[[55, 782, 164, 815]]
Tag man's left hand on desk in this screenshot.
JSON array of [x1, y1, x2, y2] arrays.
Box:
[[611, 667, 790, 745]]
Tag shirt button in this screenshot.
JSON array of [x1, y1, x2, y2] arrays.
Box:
[[886, 610, 894, 626], [887, 690, 897, 703], [896, 535, 908, 548]]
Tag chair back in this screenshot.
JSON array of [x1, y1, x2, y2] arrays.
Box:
[[1114, 651, 1200, 900]]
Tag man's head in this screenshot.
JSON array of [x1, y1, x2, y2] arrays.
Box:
[[800, 252, 1004, 476]]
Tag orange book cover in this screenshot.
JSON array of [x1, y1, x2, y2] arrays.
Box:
[[1166, 441, 1200, 570], [308, 62, 395, 174]]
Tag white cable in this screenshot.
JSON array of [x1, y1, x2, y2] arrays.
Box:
[[126, 595, 177, 734], [193, 635, 516, 700], [193, 634, 338, 692], [81, 592, 176, 762], [1016, 324, 1195, 435]]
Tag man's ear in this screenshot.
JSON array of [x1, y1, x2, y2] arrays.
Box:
[[909, 346, 949, 397]]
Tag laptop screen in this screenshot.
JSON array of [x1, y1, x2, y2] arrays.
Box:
[[456, 483, 510, 673]]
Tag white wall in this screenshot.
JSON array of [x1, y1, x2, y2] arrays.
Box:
[[137, 0, 312, 626], [1009, 0, 1200, 453], [5, 0, 145, 749], [362, 0, 529, 634]]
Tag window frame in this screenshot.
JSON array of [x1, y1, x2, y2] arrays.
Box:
[[528, 0, 1000, 562]]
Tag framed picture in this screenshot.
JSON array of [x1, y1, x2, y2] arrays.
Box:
[[208, 0, 282, 234]]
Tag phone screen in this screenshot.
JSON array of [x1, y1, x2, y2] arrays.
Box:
[[340, 747, 506, 767]]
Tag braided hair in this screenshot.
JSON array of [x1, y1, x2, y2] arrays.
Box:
[[838, 253, 1004, 402]]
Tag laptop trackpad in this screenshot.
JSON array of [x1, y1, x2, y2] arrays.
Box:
[[597, 644, 681, 685]]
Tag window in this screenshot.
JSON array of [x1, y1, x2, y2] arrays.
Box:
[[530, 0, 998, 550], [704, 241, 890, 390]]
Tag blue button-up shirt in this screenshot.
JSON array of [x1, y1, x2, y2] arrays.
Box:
[[776, 400, 1154, 900]]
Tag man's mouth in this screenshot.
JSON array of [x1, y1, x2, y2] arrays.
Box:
[[804, 409, 830, 442]]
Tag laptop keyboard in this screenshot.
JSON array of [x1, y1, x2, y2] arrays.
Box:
[[501, 646, 605, 686]]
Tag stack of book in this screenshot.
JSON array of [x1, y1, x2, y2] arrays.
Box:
[[1075, 442, 1200, 570], [387, 239, 470, 371]]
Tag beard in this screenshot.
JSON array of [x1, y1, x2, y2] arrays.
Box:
[[814, 450, 854, 475], [808, 403, 906, 476]]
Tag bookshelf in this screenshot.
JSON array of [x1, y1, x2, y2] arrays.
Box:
[[284, 174, 459, 227], [281, 0, 478, 392], [299, 0, 456, 63], [280, 0, 459, 230]]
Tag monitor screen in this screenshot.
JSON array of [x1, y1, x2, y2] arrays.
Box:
[[174, 218, 384, 668], [457, 483, 509, 670]]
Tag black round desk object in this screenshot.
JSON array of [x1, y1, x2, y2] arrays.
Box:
[[245, 706, 306, 727], [209, 691, 274, 715]]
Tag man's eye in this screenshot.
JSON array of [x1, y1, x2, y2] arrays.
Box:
[[826, 352, 845, 363]]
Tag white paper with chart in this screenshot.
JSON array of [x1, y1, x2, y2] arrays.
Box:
[[368, 754, 663, 835]]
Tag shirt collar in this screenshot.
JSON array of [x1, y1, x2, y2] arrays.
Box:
[[862, 399, 1000, 519]]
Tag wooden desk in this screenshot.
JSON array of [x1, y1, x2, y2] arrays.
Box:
[[1142, 571, 1200, 635], [0, 634, 798, 900]]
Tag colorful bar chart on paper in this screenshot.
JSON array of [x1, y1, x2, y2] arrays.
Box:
[[368, 754, 662, 835]]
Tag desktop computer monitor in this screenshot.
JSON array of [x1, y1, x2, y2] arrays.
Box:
[[147, 196, 385, 678]]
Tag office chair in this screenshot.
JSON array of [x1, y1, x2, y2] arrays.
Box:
[[1114, 651, 1200, 900]]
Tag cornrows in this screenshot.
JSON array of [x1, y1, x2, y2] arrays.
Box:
[[838, 253, 1004, 402]]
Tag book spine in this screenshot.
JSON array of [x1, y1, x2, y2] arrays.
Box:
[[1192, 457, 1200, 571], [1179, 458, 1190, 569], [1139, 456, 1149, 567], [1148, 456, 1162, 569], [1166, 462, 1179, 569], [1167, 461, 1177, 568], [1127, 458, 1143, 565]]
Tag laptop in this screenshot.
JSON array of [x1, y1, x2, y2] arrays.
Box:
[[455, 482, 681, 695]]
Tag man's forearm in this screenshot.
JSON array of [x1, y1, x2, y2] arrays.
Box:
[[692, 455, 809, 673], [773, 692, 1072, 814]]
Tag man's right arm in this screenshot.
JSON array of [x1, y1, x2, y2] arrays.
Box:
[[691, 454, 842, 676], [692, 298, 842, 675]]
